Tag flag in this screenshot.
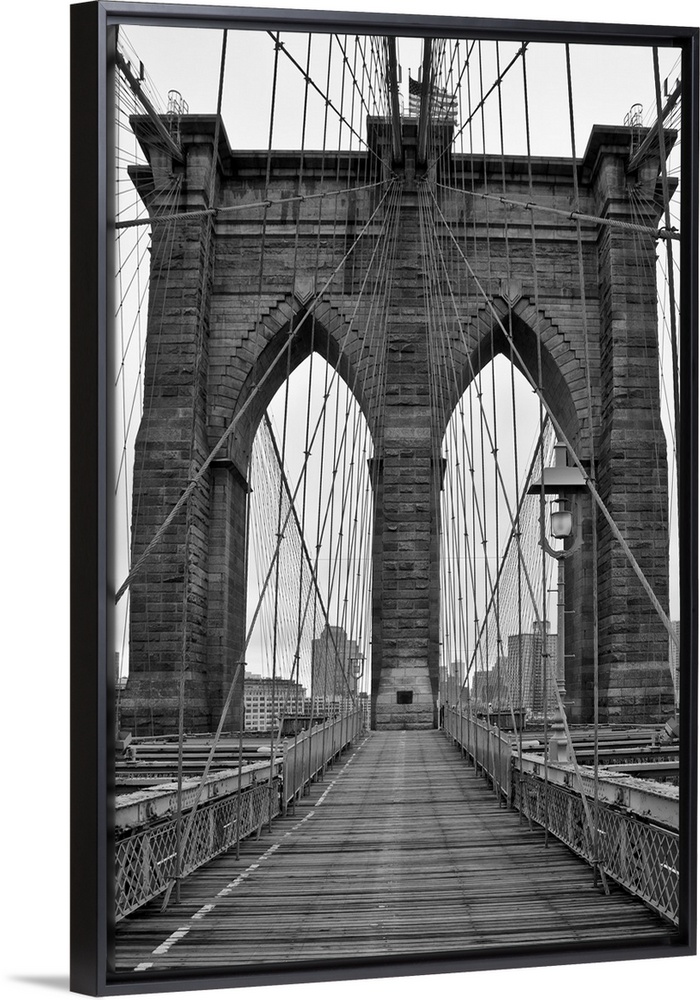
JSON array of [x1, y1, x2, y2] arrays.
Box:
[[431, 83, 458, 123], [408, 75, 422, 117], [408, 75, 457, 123]]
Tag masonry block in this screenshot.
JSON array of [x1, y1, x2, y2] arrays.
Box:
[[124, 116, 673, 736]]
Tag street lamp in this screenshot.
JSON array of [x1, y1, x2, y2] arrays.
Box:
[[550, 502, 574, 540], [529, 442, 587, 762], [349, 655, 365, 695]]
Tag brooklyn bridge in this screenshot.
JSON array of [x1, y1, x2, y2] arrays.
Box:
[[93, 8, 689, 985]]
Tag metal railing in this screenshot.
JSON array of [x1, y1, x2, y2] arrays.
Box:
[[515, 767, 679, 924], [443, 705, 679, 925], [283, 707, 363, 807], [115, 779, 280, 920], [443, 705, 513, 800], [115, 708, 363, 920]]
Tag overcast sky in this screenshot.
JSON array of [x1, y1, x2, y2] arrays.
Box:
[[121, 23, 679, 157]]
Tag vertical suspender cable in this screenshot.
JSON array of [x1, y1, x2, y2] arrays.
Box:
[[653, 47, 681, 489], [521, 46, 550, 844], [266, 30, 292, 829], [493, 38, 527, 811], [564, 42, 606, 889], [173, 28, 228, 904]]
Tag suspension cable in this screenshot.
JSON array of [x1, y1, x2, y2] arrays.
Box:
[[427, 186, 679, 649], [115, 181, 397, 603], [434, 181, 681, 241]]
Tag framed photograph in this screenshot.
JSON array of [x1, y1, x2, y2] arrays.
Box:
[[70, 2, 698, 995]]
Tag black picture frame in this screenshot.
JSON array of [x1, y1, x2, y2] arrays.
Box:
[[70, 2, 699, 996]]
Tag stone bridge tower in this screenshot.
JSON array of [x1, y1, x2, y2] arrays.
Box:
[[119, 112, 674, 734]]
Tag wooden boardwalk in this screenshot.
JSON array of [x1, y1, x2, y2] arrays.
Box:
[[115, 730, 676, 973]]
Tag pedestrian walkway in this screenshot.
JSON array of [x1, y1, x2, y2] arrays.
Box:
[[115, 730, 676, 973]]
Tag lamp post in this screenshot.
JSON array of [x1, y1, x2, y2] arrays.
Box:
[[349, 655, 365, 732], [529, 443, 586, 762], [349, 654, 365, 695]]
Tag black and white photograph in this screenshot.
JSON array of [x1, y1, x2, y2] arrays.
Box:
[[6, 1, 698, 998], [76, 0, 698, 991]]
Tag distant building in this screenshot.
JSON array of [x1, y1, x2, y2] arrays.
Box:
[[504, 622, 557, 717], [443, 660, 468, 705], [471, 659, 511, 711], [470, 622, 558, 718], [244, 626, 364, 732], [244, 672, 306, 732], [311, 625, 361, 699], [669, 620, 680, 710], [303, 694, 346, 718]]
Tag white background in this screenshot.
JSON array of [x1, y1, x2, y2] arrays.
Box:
[[0, 2, 697, 999]]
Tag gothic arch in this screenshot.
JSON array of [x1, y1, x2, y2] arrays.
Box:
[[212, 291, 376, 478], [446, 296, 598, 462]]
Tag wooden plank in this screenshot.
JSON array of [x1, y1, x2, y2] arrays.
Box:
[[115, 730, 678, 972]]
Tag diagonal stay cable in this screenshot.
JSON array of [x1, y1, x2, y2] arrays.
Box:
[[115, 180, 396, 604], [174, 27, 229, 903], [419, 183, 533, 609], [653, 46, 682, 485], [251, 176, 399, 682], [428, 41, 529, 170], [114, 179, 390, 229], [435, 181, 681, 242], [263, 414, 356, 699], [428, 186, 679, 648], [457, 423, 552, 693], [174, 401, 359, 876], [268, 31, 388, 173]]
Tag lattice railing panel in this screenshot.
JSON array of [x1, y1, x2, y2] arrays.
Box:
[[443, 706, 513, 800], [115, 779, 280, 920], [116, 711, 362, 920], [595, 797, 680, 921], [443, 709, 679, 925], [515, 772, 679, 924], [283, 709, 362, 805], [115, 819, 178, 918]]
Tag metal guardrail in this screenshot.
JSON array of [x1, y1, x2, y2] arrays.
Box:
[[443, 706, 679, 925], [283, 708, 363, 808], [443, 706, 513, 800], [515, 770, 679, 924], [115, 760, 275, 832], [115, 779, 280, 920], [115, 709, 363, 920]]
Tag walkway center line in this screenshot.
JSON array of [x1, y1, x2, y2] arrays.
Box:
[[133, 735, 371, 971]]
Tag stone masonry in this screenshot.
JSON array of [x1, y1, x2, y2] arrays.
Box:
[[118, 113, 675, 734]]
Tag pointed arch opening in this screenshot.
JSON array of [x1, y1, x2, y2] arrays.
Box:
[[243, 350, 374, 733], [449, 305, 586, 459], [223, 302, 377, 478], [439, 353, 562, 724]]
